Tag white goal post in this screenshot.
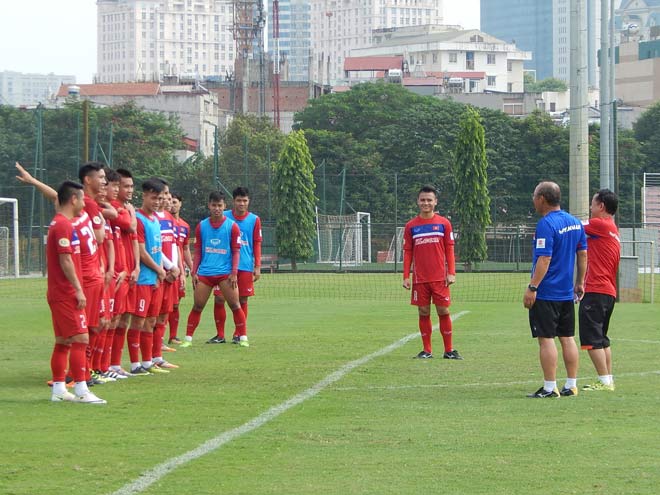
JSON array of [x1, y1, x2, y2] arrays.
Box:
[[0, 198, 20, 278], [316, 208, 372, 266]]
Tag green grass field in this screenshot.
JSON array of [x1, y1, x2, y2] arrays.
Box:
[[1, 275, 659, 495]]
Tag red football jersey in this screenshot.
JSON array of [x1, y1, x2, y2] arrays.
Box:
[[584, 217, 620, 297], [46, 213, 83, 302], [403, 214, 455, 285], [72, 209, 103, 285], [174, 217, 191, 248], [155, 210, 176, 259]]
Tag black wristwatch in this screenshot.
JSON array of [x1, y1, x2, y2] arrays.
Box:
[[528, 284, 538, 292]]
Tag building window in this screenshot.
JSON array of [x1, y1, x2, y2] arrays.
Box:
[[487, 76, 496, 87], [507, 83, 513, 92], [449, 52, 457, 63], [487, 53, 496, 65], [507, 60, 513, 72]]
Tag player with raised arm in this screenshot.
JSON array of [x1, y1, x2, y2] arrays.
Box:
[[181, 191, 246, 347], [403, 186, 462, 360], [210, 186, 262, 346], [47, 181, 106, 404], [168, 193, 192, 345]]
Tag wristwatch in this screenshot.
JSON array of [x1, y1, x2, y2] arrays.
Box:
[[527, 284, 538, 292]]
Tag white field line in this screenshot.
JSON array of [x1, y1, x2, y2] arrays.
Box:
[[616, 338, 660, 345], [332, 370, 660, 392], [108, 312, 469, 495]]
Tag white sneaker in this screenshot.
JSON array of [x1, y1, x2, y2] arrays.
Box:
[[51, 391, 76, 402], [73, 392, 107, 404]]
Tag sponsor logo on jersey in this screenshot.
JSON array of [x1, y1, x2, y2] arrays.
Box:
[[59, 238, 71, 247], [210, 238, 221, 246], [93, 215, 102, 225], [536, 238, 546, 249]]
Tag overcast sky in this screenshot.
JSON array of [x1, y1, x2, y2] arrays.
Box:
[[0, 1, 480, 83]]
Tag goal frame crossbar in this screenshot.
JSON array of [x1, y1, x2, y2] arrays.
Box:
[[0, 198, 20, 278]]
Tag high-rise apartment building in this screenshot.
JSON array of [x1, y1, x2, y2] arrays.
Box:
[[0, 71, 75, 106], [268, 0, 311, 82], [97, 0, 237, 83], [310, 0, 443, 84], [481, 0, 600, 86]]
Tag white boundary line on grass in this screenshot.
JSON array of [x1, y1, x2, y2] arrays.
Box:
[[109, 311, 469, 495]]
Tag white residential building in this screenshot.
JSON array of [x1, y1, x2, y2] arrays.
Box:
[[0, 71, 75, 106], [351, 26, 531, 93], [97, 0, 237, 83], [310, 0, 443, 84]]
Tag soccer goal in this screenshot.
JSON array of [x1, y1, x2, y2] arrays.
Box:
[[385, 227, 404, 263], [0, 198, 20, 278], [316, 209, 372, 266]]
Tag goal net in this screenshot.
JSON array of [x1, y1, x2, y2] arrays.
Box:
[[385, 227, 404, 263], [0, 198, 20, 278], [316, 209, 372, 266]]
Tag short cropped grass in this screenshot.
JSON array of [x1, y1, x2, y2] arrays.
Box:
[[1, 276, 659, 495]]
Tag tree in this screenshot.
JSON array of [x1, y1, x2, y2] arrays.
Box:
[[524, 75, 569, 93], [452, 107, 491, 271], [272, 130, 317, 270]]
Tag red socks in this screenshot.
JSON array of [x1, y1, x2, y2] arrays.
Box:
[[186, 309, 202, 337], [127, 328, 141, 364], [240, 301, 248, 321], [214, 303, 226, 338], [231, 306, 246, 337], [50, 343, 69, 382], [101, 328, 114, 372], [439, 314, 453, 353], [139, 331, 153, 363], [111, 326, 127, 367], [418, 315, 432, 353], [92, 329, 107, 370], [168, 308, 179, 340], [69, 342, 88, 383], [152, 322, 165, 357]]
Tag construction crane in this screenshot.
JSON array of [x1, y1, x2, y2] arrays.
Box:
[[272, 0, 281, 129]]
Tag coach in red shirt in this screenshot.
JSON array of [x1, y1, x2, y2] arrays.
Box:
[[579, 189, 621, 392]]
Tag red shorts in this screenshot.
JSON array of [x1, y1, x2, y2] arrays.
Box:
[[199, 274, 229, 289], [83, 282, 104, 328], [49, 298, 88, 339], [160, 281, 175, 314], [411, 282, 451, 307], [133, 284, 163, 318], [113, 278, 129, 316], [212, 273, 252, 297], [125, 283, 136, 315]]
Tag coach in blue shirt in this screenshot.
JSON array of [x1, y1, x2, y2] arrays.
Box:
[[524, 181, 587, 399]]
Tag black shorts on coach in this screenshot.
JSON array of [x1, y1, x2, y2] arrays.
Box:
[[579, 292, 616, 349], [529, 299, 575, 339]]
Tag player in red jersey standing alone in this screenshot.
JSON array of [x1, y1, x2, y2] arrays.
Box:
[[47, 181, 106, 404], [403, 186, 462, 360], [579, 189, 621, 392]]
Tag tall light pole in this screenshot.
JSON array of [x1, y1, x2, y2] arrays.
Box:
[[569, 0, 590, 219], [600, 0, 611, 189]]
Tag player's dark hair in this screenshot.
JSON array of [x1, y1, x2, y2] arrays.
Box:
[[116, 168, 133, 179], [78, 161, 105, 183], [536, 182, 561, 206], [209, 191, 225, 203], [418, 185, 437, 197], [595, 188, 618, 215], [105, 169, 121, 183], [172, 193, 183, 202], [142, 178, 165, 194], [152, 177, 169, 186], [57, 181, 84, 205], [232, 186, 249, 198]]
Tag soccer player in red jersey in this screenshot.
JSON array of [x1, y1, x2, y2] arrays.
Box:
[[74, 162, 110, 384], [211, 186, 262, 345], [168, 193, 192, 345], [47, 181, 106, 404], [181, 191, 245, 347], [151, 181, 180, 369], [112, 168, 140, 377], [403, 186, 462, 360], [579, 189, 621, 392]]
